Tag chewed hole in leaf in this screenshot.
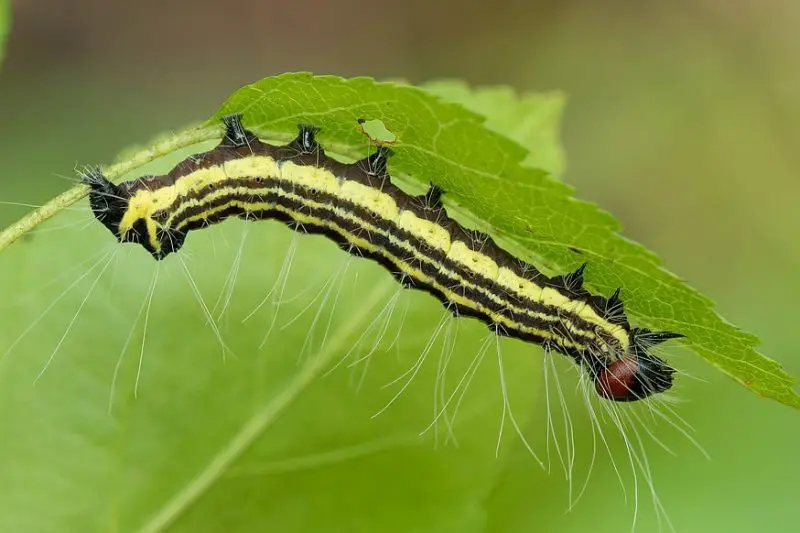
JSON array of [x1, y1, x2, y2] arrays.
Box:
[[358, 118, 398, 145]]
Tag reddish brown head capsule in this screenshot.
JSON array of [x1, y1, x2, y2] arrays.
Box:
[[594, 353, 676, 402]]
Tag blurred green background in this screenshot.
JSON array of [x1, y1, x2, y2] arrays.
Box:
[[1, 1, 799, 532]]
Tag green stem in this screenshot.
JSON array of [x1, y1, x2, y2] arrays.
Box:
[[0, 125, 220, 255]]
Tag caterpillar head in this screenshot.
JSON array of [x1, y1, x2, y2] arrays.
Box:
[[589, 328, 683, 402]]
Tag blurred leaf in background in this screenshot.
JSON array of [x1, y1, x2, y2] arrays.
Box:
[[0, 0, 10, 68]]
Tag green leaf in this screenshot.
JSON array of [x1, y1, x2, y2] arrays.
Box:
[[0, 0, 10, 69], [1, 212, 540, 531], [423, 80, 566, 177], [211, 73, 798, 409], [0, 72, 797, 532]]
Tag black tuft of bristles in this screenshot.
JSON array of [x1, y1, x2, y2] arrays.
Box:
[[608, 287, 622, 306], [604, 287, 628, 325], [631, 328, 685, 350], [221, 113, 258, 149], [289, 124, 323, 155], [424, 182, 445, 209], [360, 146, 394, 177], [82, 168, 128, 241], [553, 262, 588, 295], [624, 352, 677, 400]]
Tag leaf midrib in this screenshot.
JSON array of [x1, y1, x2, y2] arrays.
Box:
[[134, 280, 395, 533]]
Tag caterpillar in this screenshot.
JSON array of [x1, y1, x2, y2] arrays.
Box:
[[83, 113, 682, 402]]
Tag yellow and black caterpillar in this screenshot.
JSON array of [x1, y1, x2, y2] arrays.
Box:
[[84, 113, 682, 402]]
